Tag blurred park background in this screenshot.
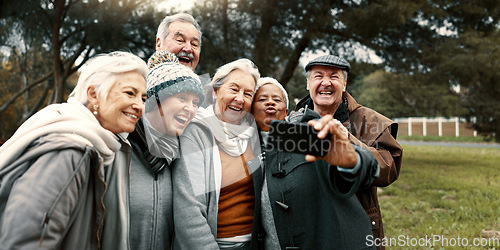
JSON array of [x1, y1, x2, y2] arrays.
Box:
[[1, 0, 499, 142], [1, 0, 499, 246]]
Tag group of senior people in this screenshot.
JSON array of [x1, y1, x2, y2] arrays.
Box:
[[0, 11, 402, 250]]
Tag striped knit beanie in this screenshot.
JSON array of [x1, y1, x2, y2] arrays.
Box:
[[145, 50, 205, 112]]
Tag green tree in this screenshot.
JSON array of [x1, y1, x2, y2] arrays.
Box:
[[192, 0, 449, 81], [191, 0, 498, 141], [440, 30, 500, 141], [0, 48, 54, 140], [0, 0, 160, 140], [1, 0, 158, 104], [2, 0, 499, 141], [355, 70, 465, 118]]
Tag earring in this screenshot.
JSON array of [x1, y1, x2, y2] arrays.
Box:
[[93, 105, 98, 115]]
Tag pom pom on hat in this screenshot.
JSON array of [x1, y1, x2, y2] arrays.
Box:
[[147, 50, 179, 69], [145, 51, 205, 112]]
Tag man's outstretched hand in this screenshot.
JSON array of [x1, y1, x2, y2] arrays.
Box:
[[306, 115, 357, 168]]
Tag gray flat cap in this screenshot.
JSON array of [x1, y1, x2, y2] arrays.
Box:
[[305, 55, 350, 73]]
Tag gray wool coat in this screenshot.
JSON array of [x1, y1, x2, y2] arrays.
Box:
[[0, 134, 105, 249], [172, 122, 263, 250]]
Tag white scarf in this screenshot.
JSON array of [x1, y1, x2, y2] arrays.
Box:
[[0, 98, 120, 169], [193, 105, 257, 157]]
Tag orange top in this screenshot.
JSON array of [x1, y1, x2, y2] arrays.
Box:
[[216, 147, 255, 238]]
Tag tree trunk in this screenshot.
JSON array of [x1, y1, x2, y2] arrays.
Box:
[[222, 0, 229, 49], [279, 36, 310, 88], [252, 0, 279, 75], [51, 0, 65, 103]]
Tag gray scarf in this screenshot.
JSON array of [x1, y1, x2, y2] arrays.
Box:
[[142, 117, 179, 165]]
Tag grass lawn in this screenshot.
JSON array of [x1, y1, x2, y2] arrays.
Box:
[[378, 145, 500, 249]]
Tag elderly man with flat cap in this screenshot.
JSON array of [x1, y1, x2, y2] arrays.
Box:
[[295, 54, 403, 248], [258, 55, 401, 249]]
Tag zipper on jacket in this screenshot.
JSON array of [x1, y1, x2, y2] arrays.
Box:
[[96, 160, 106, 247], [151, 175, 159, 249], [39, 148, 94, 246]]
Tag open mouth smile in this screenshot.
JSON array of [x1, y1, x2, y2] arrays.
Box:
[[228, 105, 242, 112], [173, 115, 189, 126], [124, 112, 138, 120], [178, 56, 192, 64], [177, 52, 194, 65]]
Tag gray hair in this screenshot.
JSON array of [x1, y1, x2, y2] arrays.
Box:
[[305, 69, 348, 82], [255, 77, 289, 109], [205, 58, 260, 104], [69, 51, 148, 105], [156, 13, 202, 46]]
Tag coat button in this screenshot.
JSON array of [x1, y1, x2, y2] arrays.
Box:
[[372, 221, 376, 226], [272, 169, 286, 178], [275, 201, 289, 210]]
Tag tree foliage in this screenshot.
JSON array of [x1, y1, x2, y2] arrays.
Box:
[[1, 0, 159, 102], [0, 0, 160, 140], [189, 0, 499, 140], [1, 0, 499, 141], [354, 70, 465, 118], [440, 29, 500, 141]]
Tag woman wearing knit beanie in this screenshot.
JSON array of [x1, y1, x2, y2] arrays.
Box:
[[100, 50, 205, 250]]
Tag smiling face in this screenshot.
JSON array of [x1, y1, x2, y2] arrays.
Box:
[[90, 71, 146, 134], [213, 69, 256, 124], [252, 84, 288, 131], [306, 65, 347, 116], [156, 21, 201, 71], [147, 92, 200, 136]]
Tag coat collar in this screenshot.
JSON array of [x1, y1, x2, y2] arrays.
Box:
[[295, 92, 353, 123]]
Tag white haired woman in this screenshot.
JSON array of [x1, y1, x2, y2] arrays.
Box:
[[173, 59, 262, 250], [0, 51, 147, 249]]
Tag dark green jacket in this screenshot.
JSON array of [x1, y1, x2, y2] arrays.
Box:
[[296, 92, 403, 245], [263, 107, 378, 249]]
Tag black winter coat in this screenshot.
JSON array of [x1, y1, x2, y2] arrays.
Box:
[[262, 108, 378, 249]]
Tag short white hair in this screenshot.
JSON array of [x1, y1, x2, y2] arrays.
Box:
[[205, 58, 260, 104], [69, 51, 148, 105], [156, 13, 202, 45], [255, 77, 289, 109]]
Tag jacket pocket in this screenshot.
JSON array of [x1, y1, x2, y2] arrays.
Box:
[[367, 208, 380, 231]]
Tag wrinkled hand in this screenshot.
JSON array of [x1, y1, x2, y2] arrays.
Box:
[[306, 115, 357, 168]]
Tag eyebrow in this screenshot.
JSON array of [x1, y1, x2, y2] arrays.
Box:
[[125, 86, 146, 96], [174, 31, 200, 42]]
